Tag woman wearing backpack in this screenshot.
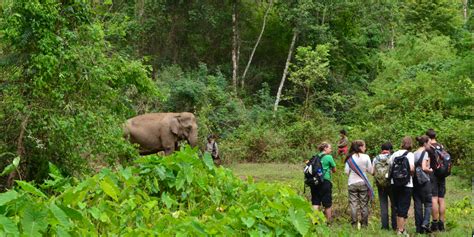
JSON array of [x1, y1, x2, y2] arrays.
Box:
[[344, 140, 373, 228], [308, 142, 336, 223], [373, 142, 396, 230], [389, 136, 415, 236], [413, 135, 433, 234]]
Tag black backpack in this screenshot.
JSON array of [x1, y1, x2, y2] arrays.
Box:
[[390, 151, 411, 187], [432, 145, 452, 178], [304, 154, 324, 186]]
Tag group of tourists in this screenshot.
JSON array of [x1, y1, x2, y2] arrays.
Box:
[[304, 129, 452, 235]]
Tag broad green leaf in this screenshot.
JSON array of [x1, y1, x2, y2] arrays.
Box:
[[0, 191, 18, 206], [161, 192, 175, 209], [12, 157, 20, 167], [241, 217, 255, 228], [50, 203, 71, 228], [0, 164, 15, 176], [0, 156, 19, 176], [21, 208, 48, 237], [48, 162, 62, 178], [120, 167, 132, 180], [15, 181, 47, 198], [89, 207, 101, 220], [202, 153, 214, 170], [190, 221, 206, 235], [100, 177, 119, 201], [288, 208, 310, 236], [55, 226, 71, 237], [0, 215, 19, 236], [175, 171, 186, 190]]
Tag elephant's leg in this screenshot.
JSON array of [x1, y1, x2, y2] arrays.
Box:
[[163, 141, 175, 155]]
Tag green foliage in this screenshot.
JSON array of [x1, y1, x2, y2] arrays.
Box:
[[289, 44, 330, 111], [157, 64, 247, 139], [0, 147, 324, 236], [0, 0, 161, 181], [222, 106, 338, 163], [347, 35, 473, 177]]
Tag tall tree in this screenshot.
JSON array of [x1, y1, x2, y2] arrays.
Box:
[[274, 31, 297, 113], [232, 0, 240, 93], [241, 0, 273, 88], [273, 0, 321, 113]]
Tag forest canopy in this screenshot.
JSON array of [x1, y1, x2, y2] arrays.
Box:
[[0, 0, 472, 183]]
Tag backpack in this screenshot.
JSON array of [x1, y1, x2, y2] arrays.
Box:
[[390, 151, 411, 187], [374, 154, 391, 188], [414, 151, 430, 185], [304, 154, 324, 186], [432, 144, 452, 178]]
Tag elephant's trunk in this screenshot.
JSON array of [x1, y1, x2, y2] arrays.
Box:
[[187, 129, 198, 148]]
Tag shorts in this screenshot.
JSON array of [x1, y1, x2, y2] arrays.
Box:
[[310, 180, 332, 208], [337, 146, 348, 156], [391, 185, 412, 218], [430, 174, 446, 198]]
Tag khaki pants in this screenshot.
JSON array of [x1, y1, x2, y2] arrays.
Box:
[[348, 182, 370, 226]]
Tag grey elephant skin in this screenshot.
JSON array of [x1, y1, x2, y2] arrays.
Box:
[[124, 112, 198, 155]]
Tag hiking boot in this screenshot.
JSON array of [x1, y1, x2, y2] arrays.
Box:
[[438, 220, 445, 231], [421, 224, 431, 234], [430, 220, 439, 232], [397, 229, 409, 236]]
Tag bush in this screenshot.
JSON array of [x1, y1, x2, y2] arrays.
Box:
[[221, 106, 339, 163], [0, 147, 326, 236]]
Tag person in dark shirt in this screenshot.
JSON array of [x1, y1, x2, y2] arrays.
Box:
[[425, 129, 446, 232]]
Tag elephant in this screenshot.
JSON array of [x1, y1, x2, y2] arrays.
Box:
[[124, 112, 198, 155]]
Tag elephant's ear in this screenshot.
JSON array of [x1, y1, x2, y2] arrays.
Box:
[[177, 114, 194, 130], [170, 117, 180, 135]]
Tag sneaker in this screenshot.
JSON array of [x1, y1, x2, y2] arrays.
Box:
[[430, 220, 439, 232], [438, 220, 445, 231]]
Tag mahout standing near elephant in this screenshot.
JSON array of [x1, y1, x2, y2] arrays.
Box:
[[373, 142, 397, 230], [206, 134, 221, 165], [124, 112, 198, 155], [344, 140, 373, 228], [389, 136, 414, 236], [413, 135, 433, 234]]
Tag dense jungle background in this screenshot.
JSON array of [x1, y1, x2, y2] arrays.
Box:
[[0, 0, 472, 236]]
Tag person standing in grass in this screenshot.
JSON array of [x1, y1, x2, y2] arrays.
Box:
[[389, 136, 415, 236], [425, 128, 449, 232], [309, 142, 337, 223], [413, 135, 433, 234], [344, 140, 374, 228], [373, 142, 397, 230], [206, 134, 221, 165], [337, 129, 349, 158]]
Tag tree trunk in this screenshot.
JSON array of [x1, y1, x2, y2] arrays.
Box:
[[135, 0, 145, 20], [390, 25, 395, 49], [231, 0, 239, 94], [7, 115, 29, 187], [273, 30, 298, 113], [463, 0, 468, 23], [241, 0, 273, 88]]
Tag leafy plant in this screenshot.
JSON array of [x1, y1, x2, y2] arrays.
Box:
[[0, 147, 325, 236]]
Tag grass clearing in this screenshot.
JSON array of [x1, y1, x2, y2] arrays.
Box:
[[228, 162, 473, 236]]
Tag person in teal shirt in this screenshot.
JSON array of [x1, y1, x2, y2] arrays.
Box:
[[310, 142, 337, 223]]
